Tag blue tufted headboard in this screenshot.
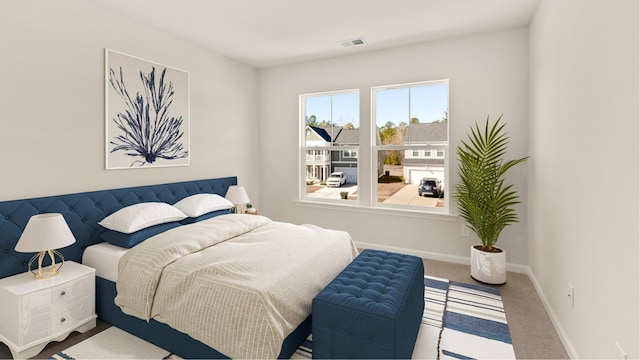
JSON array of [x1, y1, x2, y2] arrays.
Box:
[[0, 177, 237, 279]]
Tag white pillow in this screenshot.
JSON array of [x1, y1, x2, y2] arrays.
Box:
[[99, 202, 187, 234], [173, 194, 234, 218]]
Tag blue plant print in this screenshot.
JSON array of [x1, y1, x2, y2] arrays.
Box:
[[108, 66, 188, 167]]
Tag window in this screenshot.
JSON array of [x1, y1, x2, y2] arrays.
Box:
[[299, 81, 448, 213], [373, 80, 449, 210], [343, 149, 357, 158], [300, 90, 359, 200]]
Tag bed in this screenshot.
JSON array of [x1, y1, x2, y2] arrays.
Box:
[[0, 177, 357, 359]]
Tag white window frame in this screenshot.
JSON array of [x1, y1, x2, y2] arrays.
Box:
[[297, 82, 451, 217], [299, 89, 359, 203], [371, 80, 450, 213]]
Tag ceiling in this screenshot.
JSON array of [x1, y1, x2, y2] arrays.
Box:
[[88, 0, 540, 68]]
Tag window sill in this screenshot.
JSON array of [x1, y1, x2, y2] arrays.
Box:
[[293, 199, 457, 221]]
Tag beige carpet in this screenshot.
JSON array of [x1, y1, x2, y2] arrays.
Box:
[[424, 259, 568, 359], [0, 258, 568, 360]]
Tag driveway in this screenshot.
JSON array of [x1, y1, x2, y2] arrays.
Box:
[[382, 184, 439, 206], [308, 184, 358, 199]]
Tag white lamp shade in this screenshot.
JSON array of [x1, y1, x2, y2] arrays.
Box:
[[15, 213, 76, 252], [225, 186, 250, 204]]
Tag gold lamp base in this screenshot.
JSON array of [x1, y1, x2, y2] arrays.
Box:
[[28, 250, 65, 280]]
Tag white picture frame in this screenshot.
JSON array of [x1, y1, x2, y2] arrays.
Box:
[[105, 49, 190, 169]]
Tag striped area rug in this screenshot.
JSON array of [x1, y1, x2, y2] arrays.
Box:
[[428, 276, 515, 359], [53, 276, 513, 360]]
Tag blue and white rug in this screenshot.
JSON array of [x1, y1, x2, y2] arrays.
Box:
[[430, 276, 515, 359], [52, 276, 513, 360]]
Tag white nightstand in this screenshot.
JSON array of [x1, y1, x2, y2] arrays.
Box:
[[0, 261, 97, 359]]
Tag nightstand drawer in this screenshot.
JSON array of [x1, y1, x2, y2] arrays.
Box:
[[51, 295, 93, 334], [24, 290, 51, 317], [51, 274, 92, 303]]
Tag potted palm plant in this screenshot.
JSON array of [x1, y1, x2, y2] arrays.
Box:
[[455, 116, 528, 284]]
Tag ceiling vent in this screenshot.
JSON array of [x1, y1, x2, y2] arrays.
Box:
[[338, 37, 367, 47]]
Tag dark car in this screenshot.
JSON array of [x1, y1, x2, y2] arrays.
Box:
[[418, 178, 443, 197]]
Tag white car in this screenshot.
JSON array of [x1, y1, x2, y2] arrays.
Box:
[[326, 172, 346, 187]]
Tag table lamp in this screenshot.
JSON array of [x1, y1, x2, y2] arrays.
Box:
[[15, 213, 76, 280], [225, 186, 250, 214]]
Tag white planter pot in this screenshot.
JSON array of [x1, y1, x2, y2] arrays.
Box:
[[470, 245, 506, 285]]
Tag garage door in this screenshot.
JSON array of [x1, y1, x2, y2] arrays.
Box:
[[408, 169, 443, 184], [335, 167, 357, 183]]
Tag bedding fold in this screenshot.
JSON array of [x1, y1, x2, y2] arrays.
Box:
[[115, 214, 357, 359]]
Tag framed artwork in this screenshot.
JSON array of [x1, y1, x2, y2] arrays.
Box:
[[105, 49, 190, 169]]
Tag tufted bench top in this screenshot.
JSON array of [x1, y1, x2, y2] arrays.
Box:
[[317, 249, 420, 319]]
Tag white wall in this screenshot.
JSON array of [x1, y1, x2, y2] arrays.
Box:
[[529, 0, 639, 358], [258, 28, 530, 267], [0, 0, 260, 203]]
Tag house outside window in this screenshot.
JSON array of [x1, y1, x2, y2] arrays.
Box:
[[300, 90, 359, 200], [373, 80, 449, 210]]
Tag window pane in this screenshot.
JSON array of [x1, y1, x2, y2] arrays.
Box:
[[305, 149, 358, 201], [377, 149, 445, 208], [305, 92, 359, 146], [376, 88, 409, 146], [406, 84, 449, 143], [332, 92, 359, 130], [302, 91, 359, 202], [373, 81, 448, 210]]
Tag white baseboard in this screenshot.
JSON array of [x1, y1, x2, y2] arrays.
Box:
[[354, 241, 528, 274], [526, 267, 578, 359]]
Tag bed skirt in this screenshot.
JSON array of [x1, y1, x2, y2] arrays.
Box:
[[95, 277, 312, 359]]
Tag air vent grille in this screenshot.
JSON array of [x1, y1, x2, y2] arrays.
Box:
[[338, 37, 367, 47]]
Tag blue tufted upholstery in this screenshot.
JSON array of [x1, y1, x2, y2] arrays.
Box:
[[0, 177, 236, 279], [312, 249, 424, 359]]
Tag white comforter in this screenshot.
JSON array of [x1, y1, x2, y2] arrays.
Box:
[[114, 214, 357, 359]]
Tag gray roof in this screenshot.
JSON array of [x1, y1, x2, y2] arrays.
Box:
[[311, 126, 360, 145], [310, 123, 444, 145], [334, 128, 359, 145], [403, 122, 447, 143]]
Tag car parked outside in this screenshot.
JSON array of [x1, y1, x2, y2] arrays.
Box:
[[418, 177, 443, 197], [326, 172, 346, 187]]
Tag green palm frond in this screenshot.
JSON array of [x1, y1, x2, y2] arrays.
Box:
[[455, 115, 528, 250]]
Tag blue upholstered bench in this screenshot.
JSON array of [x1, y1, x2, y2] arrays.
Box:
[[312, 249, 425, 359]]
